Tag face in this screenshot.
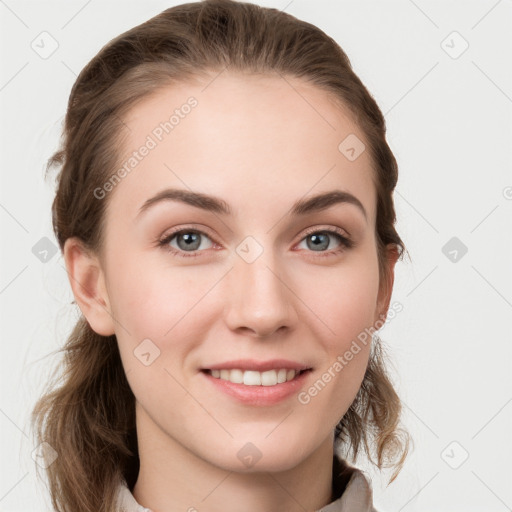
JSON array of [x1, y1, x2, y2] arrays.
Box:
[[69, 71, 396, 473]]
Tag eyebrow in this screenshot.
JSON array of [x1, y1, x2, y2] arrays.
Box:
[[136, 188, 367, 221]]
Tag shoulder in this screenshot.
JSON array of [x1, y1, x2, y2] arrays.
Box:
[[115, 478, 152, 512], [318, 455, 379, 512]]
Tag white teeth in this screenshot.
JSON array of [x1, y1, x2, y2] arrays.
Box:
[[208, 368, 302, 386], [244, 371, 261, 386], [229, 369, 244, 384]]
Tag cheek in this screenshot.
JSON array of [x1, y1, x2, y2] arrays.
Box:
[[110, 260, 211, 334], [291, 249, 379, 415], [108, 260, 224, 373], [295, 264, 378, 423], [109, 264, 216, 408], [295, 250, 380, 349]]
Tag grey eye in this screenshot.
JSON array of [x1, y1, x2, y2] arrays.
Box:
[[298, 232, 342, 252], [306, 233, 329, 251], [170, 231, 213, 252]]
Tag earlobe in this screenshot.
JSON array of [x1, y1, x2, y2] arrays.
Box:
[[374, 244, 400, 324], [63, 237, 116, 336]]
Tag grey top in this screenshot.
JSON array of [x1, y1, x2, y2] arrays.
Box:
[[116, 455, 378, 512]]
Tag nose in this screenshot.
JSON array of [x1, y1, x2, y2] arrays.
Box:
[[223, 249, 298, 338]]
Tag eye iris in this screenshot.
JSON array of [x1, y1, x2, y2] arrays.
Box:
[[177, 232, 201, 251], [307, 233, 329, 251]]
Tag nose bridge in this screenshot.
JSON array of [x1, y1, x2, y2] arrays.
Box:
[[224, 238, 296, 337]]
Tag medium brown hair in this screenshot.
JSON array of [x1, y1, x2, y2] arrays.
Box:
[[32, 1, 410, 510]]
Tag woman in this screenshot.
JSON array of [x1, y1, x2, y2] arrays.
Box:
[[32, 1, 410, 511]]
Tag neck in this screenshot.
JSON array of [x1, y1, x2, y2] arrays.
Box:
[[132, 403, 334, 512]]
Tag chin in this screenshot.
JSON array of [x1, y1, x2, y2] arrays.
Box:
[[203, 438, 314, 474]]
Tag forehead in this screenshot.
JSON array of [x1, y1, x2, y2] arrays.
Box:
[[106, 71, 376, 226]]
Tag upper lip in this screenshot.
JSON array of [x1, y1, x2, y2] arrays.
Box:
[[203, 359, 313, 372]]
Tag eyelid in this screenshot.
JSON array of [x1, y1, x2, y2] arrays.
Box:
[[299, 225, 351, 242], [159, 223, 218, 243]]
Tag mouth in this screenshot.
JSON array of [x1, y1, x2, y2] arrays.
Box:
[[200, 368, 312, 387], [200, 367, 313, 406]]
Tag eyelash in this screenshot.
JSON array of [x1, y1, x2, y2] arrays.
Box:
[[157, 225, 354, 259]]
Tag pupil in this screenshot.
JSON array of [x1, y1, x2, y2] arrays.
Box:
[[308, 233, 328, 251], [179, 232, 200, 250]]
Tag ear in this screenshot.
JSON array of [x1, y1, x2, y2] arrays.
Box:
[[63, 237, 116, 336], [374, 244, 400, 325]]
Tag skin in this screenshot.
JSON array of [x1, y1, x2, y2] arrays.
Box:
[[64, 71, 398, 512]]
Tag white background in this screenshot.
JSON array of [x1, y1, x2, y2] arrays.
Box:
[[1, 1, 511, 511]]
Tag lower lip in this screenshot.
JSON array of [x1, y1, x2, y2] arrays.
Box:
[[200, 370, 312, 406]]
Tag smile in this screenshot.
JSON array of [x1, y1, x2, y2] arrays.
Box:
[[200, 368, 313, 406], [204, 368, 308, 386]]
